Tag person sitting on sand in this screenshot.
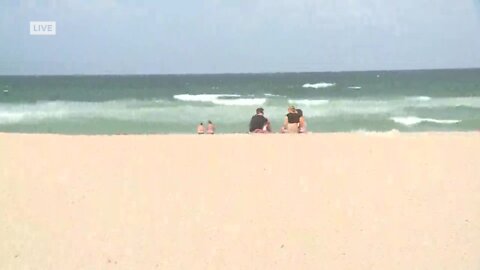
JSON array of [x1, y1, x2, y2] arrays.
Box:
[[197, 122, 205, 134], [296, 109, 307, 133], [283, 106, 301, 133], [249, 107, 271, 133], [281, 108, 306, 133], [207, 120, 215, 134]]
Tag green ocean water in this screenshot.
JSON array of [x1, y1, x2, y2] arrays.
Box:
[[0, 69, 479, 134]]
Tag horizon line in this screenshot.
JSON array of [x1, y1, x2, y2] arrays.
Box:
[[1, 66, 479, 77]]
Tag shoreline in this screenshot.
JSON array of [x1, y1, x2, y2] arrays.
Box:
[[1, 130, 479, 137]]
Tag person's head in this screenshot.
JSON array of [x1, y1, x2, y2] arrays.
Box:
[[199, 122, 203, 125], [296, 109, 303, 117], [288, 105, 296, 113], [256, 107, 264, 115], [208, 120, 212, 124]]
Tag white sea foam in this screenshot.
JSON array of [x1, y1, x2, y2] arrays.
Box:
[[0, 101, 86, 124], [348, 86, 362, 90], [0, 111, 48, 124], [391, 116, 461, 126], [302, 82, 336, 89], [0, 96, 472, 129], [413, 97, 480, 108], [0, 100, 171, 124], [264, 93, 285, 97], [0, 99, 265, 125], [288, 99, 330, 106], [407, 96, 432, 101], [173, 94, 265, 106], [173, 94, 240, 102]]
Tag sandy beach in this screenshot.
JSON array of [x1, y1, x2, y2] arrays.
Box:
[[1, 132, 479, 270]]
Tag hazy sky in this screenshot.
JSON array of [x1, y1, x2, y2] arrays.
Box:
[[1, 0, 480, 74]]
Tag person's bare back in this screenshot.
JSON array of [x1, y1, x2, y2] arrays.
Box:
[[197, 123, 205, 134], [207, 120, 215, 134]]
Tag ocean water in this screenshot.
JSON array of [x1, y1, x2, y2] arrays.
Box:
[[0, 69, 479, 134]]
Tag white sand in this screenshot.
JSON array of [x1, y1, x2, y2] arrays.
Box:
[[1, 133, 479, 269]]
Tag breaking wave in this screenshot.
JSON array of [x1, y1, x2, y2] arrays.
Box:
[[406, 96, 432, 101], [264, 93, 286, 97], [302, 82, 336, 89], [391, 116, 461, 126], [173, 94, 240, 102], [173, 94, 264, 106]]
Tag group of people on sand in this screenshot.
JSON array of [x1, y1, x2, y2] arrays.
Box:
[[197, 106, 306, 134], [249, 106, 307, 134], [197, 120, 215, 134]]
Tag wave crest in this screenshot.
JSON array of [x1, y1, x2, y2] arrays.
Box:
[[406, 96, 432, 101], [264, 93, 286, 97], [302, 82, 336, 89], [391, 116, 461, 126], [173, 94, 240, 102]]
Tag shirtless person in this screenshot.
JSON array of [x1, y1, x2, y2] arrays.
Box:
[[206, 120, 215, 134], [197, 122, 205, 134], [283, 106, 300, 133]]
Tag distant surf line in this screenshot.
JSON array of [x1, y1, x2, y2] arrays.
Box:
[[302, 82, 336, 89]]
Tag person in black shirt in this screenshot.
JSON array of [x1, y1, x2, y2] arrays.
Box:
[[249, 107, 271, 133], [283, 106, 300, 133]]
